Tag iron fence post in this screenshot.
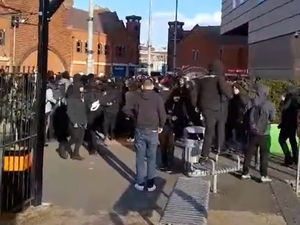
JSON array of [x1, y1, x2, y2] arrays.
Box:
[[32, 0, 49, 206]]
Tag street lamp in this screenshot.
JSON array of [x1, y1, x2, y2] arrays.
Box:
[[173, 0, 179, 74], [147, 0, 152, 76], [11, 16, 27, 67], [87, 0, 94, 74]]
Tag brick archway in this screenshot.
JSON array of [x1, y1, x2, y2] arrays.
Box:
[[20, 48, 67, 73]]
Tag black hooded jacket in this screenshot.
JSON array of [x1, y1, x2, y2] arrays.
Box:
[[66, 75, 87, 126]]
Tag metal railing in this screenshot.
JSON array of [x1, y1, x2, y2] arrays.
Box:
[[0, 71, 37, 212]]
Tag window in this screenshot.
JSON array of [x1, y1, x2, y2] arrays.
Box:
[[76, 40, 82, 53], [97, 43, 103, 55], [192, 50, 199, 62], [0, 30, 5, 46], [116, 46, 126, 57], [85, 42, 88, 53], [105, 45, 109, 55]]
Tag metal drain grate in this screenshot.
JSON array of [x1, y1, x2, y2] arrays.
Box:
[[160, 177, 210, 225]]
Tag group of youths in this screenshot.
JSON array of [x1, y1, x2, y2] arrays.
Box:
[[45, 61, 299, 192]]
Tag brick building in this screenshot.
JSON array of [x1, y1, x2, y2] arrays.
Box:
[[167, 22, 248, 74], [0, 0, 141, 76]]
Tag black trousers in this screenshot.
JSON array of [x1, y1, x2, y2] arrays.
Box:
[[201, 110, 225, 157], [68, 124, 85, 155], [103, 111, 118, 139], [279, 127, 298, 164], [159, 128, 175, 168], [243, 135, 270, 177]]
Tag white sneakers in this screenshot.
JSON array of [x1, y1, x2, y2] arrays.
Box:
[[241, 174, 272, 183], [134, 183, 145, 191], [134, 182, 157, 192], [241, 174, 251, 180], [260, 176, 272, 183]]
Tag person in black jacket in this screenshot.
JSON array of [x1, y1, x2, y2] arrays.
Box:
[[123, 78, 166, 192], [278, 93, 298, 166], [101, 81, 122, 141], [84, 74, 102, 154], [196, 61, 235, 162], [66, 74, 87, 160]]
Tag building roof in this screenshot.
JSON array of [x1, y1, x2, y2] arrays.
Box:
[[181, 24, 247, 45], [66, 7, 125, 34]]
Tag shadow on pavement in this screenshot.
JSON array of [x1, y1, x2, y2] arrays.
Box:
[[95, 141, 168, 225], [0, 213, 17, 225], [113, 177, 166, 225], [175, 189, 208, 219], [96, 143, 136, 183]]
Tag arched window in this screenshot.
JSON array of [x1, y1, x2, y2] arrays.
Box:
[[0, 29, 5, 46], [97, 43, 103, 55], [105, 45, 109, 55], [76, 40, 82, 53], [85, 42, 88, 53]]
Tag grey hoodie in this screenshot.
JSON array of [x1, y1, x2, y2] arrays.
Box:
[[123, 90, 167, 130]]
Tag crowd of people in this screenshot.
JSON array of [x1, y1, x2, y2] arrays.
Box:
[[45, 61, 300, 192]]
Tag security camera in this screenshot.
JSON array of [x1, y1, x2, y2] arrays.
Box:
[[294, 31, 300, 38]]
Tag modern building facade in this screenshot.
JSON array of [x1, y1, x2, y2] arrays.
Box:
[[139, 44, 167, 73], [167, 22, 248, 73], [221, 0, 300, 79], [0, 0, 141, 77]]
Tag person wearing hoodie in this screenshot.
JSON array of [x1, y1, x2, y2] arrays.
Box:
[[65, 74, 87, 160], [278, 93, 298, 166], [241, 84, 275, 183], [123, 78, 167, 192], [196, 61, 234, 163], [84, 74, 103, 154]]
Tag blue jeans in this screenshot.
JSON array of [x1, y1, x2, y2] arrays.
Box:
[[134, 128, 159, 184]]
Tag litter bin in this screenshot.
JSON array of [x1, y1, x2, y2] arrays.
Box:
[[1, 145, 32, 212]]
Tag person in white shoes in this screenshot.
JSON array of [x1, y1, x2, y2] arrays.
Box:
[[241, 84, 275, 183]]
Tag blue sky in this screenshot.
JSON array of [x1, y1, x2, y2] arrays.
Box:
[[74, 0, 222, 48]]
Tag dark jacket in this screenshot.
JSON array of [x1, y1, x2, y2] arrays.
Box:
[[249, 85, 275, 135], [66, 76, 87, 126], [123, 90, 167, 130], [196, 75, 233, 112], [279, 95, 298, 130], [100, 86, 123, 114]]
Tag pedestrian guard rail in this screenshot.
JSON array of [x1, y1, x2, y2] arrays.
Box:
[[180, 126, 242, 193]]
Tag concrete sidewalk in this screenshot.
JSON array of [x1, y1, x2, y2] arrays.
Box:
[[2, 140, 299, 225]]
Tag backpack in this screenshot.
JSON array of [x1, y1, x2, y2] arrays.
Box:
[[249, 105, 269, 136]]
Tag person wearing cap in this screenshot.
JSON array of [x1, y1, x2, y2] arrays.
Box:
[[123, 78, 166, 192]]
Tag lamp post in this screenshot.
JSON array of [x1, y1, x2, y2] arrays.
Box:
[[173, 0, 178, 74], [11, 16, 27, 68], [87, 0, 94, 74], [147, 0, 152, 76]]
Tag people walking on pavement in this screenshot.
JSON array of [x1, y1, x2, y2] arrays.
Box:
[[123, 78, 166, 192], [45, 75, 57, 146], [242, 84, 275, 183], [65, 74, 87, 160], [101, 80, 123, 142], [278, 93, 298, 166]]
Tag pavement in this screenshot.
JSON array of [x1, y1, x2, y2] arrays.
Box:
[[1, 139, 300, 225]]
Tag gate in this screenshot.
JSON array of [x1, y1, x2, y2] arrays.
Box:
[[0, 70, 37, 212]]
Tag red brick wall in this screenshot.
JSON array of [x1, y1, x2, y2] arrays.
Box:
[[169, 28, 248, 73], [6, 0, 72, 72], [3, 0, 140, 75]]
